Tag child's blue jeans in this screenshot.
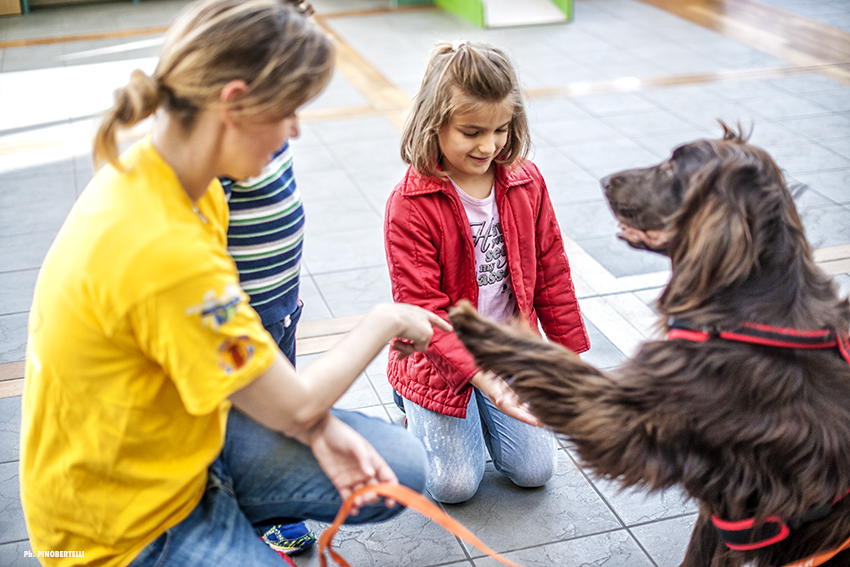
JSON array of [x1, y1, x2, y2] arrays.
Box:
[[264, 300, 303, 366], [404, 388, 557, 504], [129, 408, 428, 567]]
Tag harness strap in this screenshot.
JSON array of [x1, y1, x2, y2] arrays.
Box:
[[711, 515, 789, 550], [667, 320, 850, 366], [670, 320, 850, 551], [710, 488, 850, 550]]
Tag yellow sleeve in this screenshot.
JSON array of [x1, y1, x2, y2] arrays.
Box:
[[130, 269, 277, 416]]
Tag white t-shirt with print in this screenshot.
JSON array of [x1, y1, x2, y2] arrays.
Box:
[[451, 180, 518, 324]]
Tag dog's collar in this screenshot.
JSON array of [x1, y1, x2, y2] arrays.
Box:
[[667, 319, 850, 366], [710, 488, 850, 551]]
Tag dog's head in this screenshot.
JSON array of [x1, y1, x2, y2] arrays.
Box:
[[602, 122, 810, 314]]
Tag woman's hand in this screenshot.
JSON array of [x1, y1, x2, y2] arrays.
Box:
[[470, 371, 543, 427], [382, 303, 452, 360], [306, 414, 399, 514]]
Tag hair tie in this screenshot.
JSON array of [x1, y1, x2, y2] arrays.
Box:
[[452, 39, 467, 52]]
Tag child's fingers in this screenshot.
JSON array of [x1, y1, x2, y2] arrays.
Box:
[[428, 312, 453, 332], [515, 404, 544, 428]]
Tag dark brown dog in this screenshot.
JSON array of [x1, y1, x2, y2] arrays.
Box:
[[449, 124, 850, 566]]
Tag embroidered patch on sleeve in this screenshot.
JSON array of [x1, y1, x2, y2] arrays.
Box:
[[185, 284, 243, 330], [218, 336, 255, 374]]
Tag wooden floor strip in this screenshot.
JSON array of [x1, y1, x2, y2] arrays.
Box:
[[298, 105, 379, 124], [0, 5, 432, 51], [295, 314, 364, 341], [0, 379, 23, 399], [814, 243, 850, 277], [0, 26, 168, 50], [636, 0, 850, 85], [813, 244, 850, 263], [526, 64, 850, 99], [317, 5, 435, 21], [314, 17, 412, 130], [0, 315, 365, 399], [0, 361, 24, 400], [820, 258, 850, 277], [0, 360, 24, 382]]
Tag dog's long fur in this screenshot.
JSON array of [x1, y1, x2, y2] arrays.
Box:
[[448, 124, 850, 566]]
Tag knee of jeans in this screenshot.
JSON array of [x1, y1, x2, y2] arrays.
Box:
[[427, 467, 481, 504], [503, 458, 556, 488]]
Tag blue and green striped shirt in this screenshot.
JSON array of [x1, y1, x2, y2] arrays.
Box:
[[221, 142, 304, 327]]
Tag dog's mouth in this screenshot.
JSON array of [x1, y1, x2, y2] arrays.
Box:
[[617, 224, 670, 251], [602, 179, 673, 254], [606, 203, 670, 253]]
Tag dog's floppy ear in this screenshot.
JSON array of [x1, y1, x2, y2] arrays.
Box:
[[661, 156, 760, 313]]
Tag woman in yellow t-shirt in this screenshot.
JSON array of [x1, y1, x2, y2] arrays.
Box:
[[20, 1, 446, 566]]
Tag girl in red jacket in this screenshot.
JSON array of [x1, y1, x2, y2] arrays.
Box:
[[384, 40, 591, 503]]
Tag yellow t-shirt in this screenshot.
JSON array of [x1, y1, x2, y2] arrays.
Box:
[[20, 137, 277, 567]]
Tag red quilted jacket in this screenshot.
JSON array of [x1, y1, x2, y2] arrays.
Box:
[[384, 160, 590, 418]]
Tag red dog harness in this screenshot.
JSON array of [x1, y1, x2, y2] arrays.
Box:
[[668, 320, 850, 552], [668, 320, 850, 366]]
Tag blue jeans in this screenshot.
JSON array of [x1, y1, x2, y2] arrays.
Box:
[[404, 389, 557, 504], [264, 301, 303, 366], [129, 409, 428, 567]]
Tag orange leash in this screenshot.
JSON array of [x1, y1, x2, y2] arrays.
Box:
[[317, 483, 526, 567], [782, 533, 850, 567]]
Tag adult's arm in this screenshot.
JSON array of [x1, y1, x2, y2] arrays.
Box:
[[229, 301, 449, 511], [229, 302, 450, 438]]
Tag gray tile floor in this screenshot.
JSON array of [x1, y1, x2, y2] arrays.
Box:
[[1, 0, 849, 565]]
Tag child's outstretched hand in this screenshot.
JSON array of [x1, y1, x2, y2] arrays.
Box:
[[385, 303, 452, 359], [471, 370, 543, 428]]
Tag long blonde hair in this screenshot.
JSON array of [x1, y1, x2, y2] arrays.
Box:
[[401, 41, 530, 178], [93, 0, 333, 169]]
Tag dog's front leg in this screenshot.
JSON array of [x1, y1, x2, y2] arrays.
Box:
[[449, 301, 674, 487]]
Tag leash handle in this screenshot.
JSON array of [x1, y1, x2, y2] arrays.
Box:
[[318, 482, 526, 567]]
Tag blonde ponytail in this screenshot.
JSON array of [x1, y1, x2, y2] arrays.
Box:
[[93, 0, 333, 171], [93, 69, 162, 169]]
